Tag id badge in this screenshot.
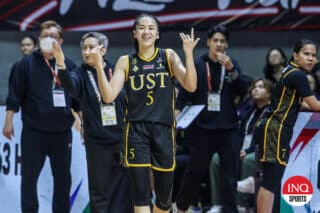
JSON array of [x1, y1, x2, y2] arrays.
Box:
[[207, 92, 220, 111], [100, 103, 117, 126], [241, 134, 253, 151], [52, 89, 66, 107]]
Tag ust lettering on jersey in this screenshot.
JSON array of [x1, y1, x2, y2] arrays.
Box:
[[125, 48, 175, 125], [129, 54, 169, 103]]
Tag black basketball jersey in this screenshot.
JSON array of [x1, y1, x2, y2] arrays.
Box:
[[125, 48, 175, 125], [264, 62, 313, 128]]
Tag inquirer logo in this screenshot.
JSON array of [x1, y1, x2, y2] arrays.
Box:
[[282, 176, 313, 206]]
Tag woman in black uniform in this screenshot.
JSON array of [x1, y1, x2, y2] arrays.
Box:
[[95, 13, 199, 213], [255, 39, 319, 213]]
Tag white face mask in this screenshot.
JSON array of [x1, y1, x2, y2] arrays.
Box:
[[40, 37, 56, 53]]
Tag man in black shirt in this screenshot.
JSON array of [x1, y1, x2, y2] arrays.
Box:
[[2, 20, 80, 213], [176, 25, 248, 213]]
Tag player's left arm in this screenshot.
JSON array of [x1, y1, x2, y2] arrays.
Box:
[[170, 28, 200, 92]]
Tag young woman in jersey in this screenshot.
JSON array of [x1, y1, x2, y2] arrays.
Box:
[[255, 39, 319, 213], [95, 13, 199, 213]]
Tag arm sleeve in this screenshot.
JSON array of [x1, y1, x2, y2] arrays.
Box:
[[230, 59, 250, 97], [71, 97, 81, 112], [176, 83, 193, 111], [285, 71, 313, 98], [6, 60, 29, 112], [58, 68, 82, 98]]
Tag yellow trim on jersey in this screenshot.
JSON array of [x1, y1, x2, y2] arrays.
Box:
[[283, 68, 299, 78], [165, 49, 174, 77], [124, 122, 151, 167], [138, 48, 159, 62], [125, 55, 129, 81], [289, 61, 299, 68], [277, 88, 296, 166], [172, 87, 176, 127], [261, 67, 299, 162], [124, 121, 176, 171], [262, 87, 286, 161]]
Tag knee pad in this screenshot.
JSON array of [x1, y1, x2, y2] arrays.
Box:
[[129, 167, 151, 206], [153, 170, 173, 210], [155, 198, 171, 211]]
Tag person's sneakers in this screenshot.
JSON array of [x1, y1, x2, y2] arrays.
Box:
[[206, 205, 222, 213], [187, 205, 202, 213], [237, 206, 255, 213], [237, 176, 255, 194], [171, 202, 178, 213]]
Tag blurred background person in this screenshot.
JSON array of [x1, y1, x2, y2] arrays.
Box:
[[263, 47, 287, 84], [208, 78, 273, 213], [20, 35, 37, 56]]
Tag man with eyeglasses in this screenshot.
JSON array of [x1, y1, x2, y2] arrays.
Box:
[[2, 20, 80, 213]]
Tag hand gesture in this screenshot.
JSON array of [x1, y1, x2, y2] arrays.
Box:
[[2, 121, 14, 140], [217, 51, 234, 71], [52, 42, 65, 67], [89, 45, 104, 69], [179, 28, 200, 54]]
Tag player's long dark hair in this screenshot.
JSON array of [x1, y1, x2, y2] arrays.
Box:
[[132, 13, 161, 53]]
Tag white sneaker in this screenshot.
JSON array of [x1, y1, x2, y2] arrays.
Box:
[[237, 176, 255, 194], [172, 202, 178, 213], [237, 206, 254, 213], [206, 205, 222, 213]]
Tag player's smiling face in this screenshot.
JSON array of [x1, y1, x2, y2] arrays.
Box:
[[133, 16, 159, 49]]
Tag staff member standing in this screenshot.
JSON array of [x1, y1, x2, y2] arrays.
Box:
[[56, 32, 133, 213], [175, 25, 248, 213], [2, 20, 80, 213]]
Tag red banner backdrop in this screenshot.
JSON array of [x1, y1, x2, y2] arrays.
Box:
[[0, 0, 319, 31]]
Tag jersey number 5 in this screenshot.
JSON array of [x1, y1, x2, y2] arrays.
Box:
[[146, 91, 154, 106]]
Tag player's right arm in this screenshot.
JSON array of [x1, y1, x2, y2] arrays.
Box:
[[96, 55, 127, 103]]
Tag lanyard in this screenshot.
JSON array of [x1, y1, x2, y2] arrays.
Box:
[[244, 109, 256, 135], [245, 107, 267, 135], [206, 62, 225, 93], [87, 68, 112, 102], [44, 58, 61, 87]]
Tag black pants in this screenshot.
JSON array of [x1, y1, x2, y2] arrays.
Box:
[[85, 142, 133, 213], [176, 128, 240, 213], [172, 154, 189, 202], [21, 128, 72, 213]]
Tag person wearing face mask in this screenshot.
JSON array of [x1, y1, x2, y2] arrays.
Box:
[[56, 32, 133, 213], [255, 39, 320, 213], [2, 20, 80, 213], [175, 25, 249, 213]]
